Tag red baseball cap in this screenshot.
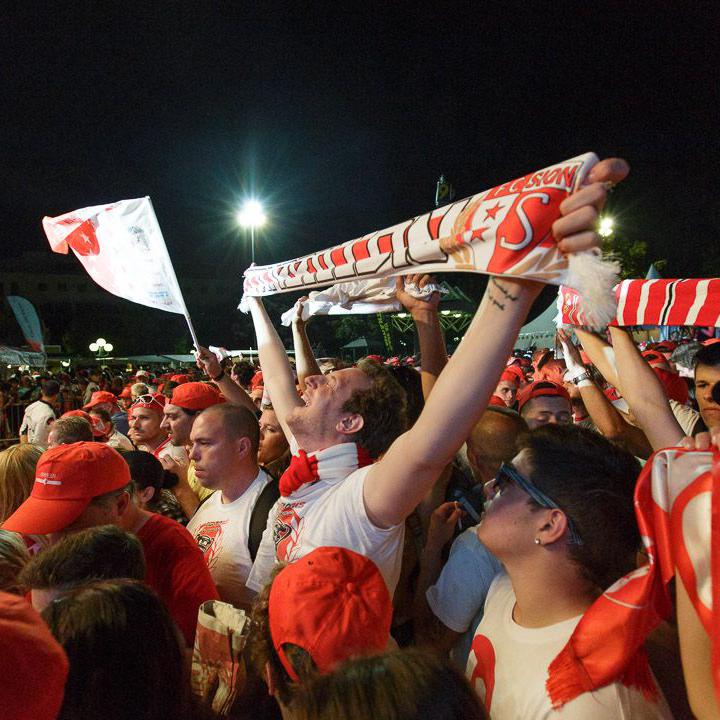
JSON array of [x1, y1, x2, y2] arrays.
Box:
[[3, 442, 131, 535], [641, 350, 671, 370], [269, 547, 392, 681], [119, 386, 133, 399], [129, 392, 166, 415], [170, 374, 191, 384], [0, 592, 69, 720], [250, 371, 264, 391], [517, 381, 571, 413], [61, 410, 106, 439], [83, 390, 117, 410], [170, 382, 225, 411], [500, 367, 523, 386]]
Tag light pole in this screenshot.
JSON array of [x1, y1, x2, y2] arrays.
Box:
[[236, 199, 267, 264], [89, 338, 113, 357]]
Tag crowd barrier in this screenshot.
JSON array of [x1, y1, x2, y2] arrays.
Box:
[[0, 397, 84, 449]]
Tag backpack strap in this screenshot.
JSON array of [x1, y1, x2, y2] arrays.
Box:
[[248, 475, 280, 562]]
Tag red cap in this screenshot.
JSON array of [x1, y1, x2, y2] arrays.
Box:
[[129, 392, 166, 415], [250, 371, 264, 391], [500, 367, 522, 385], [3, 442, 131, 535], [119, 386, 132, 399], [61, 410, 106, 438], [170, 374, 191, 384], [170, 382, 225, 411], [269, 547, 392, 681], [82, 390, 117, 410], [517, 381, 571, 412], [0, 592, 69, 720], [641, 350, 671, 371]]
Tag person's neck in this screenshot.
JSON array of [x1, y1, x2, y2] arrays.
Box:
[[505, 554, 596, 628], [143, 433, 167, 452], [40, 395, 55, 404], [221, 464, 260, 504], [291, 432, 350, 455], [119, 505, 151, 534]]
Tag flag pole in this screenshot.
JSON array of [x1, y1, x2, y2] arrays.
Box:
[[183, 311, 201, 352]]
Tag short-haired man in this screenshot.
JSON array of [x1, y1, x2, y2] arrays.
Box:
[[493, 370, 521, 409], [245, 157, 627, 597], [160, 381, 226, 517], [129, 392, 187, 465], [19, 380, 59, 446], [187, 404, 278, 608], [3, 442, 218, 646], [692, 342, 720, 433], [83, 389, 130, 435], [47, 415, 94, 447], [517, 381, 572, 430], [19, 525, 145, 612]]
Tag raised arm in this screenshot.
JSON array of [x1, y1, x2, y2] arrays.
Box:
[[608, 326, 684, 450], [396, 274, 447, 400], [291, 298, 322, 393], [247, 296, 303, 440], [573, 327, 621, 389], [195, 347, 257, 415], [363, 158, 629, 527]]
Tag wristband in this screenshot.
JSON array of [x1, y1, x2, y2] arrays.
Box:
[[210, 370, 225, 382], [571, 372, 592, 386]]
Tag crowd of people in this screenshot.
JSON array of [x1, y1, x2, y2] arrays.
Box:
[[0, 157, 718, 719]]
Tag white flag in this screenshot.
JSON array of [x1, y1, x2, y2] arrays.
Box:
[[42, 197, 188, 315]]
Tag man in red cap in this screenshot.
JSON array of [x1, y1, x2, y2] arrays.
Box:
[[129, 392, 187, 465], [83, 389, 130, 436], [516, 381, 572, 430], [494, 368, 521, 408], [250, 546, 392, 712], [3, 442, 218, 646], [160, 382, 226, 517], [0, 591, 68, 720]]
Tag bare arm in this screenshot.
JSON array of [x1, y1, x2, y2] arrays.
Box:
[[247, 297, 304, 441], [195, 347, 257, 414], [396, 275, 447, 400], [573, 327, 621, 388], [363, 157, 629, 528], [676, 572, 719, 719], [608, 326, 684, 450], [291, 298, 322, 393]]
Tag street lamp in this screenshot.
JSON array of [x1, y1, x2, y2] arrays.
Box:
[[598, 216, 615, 238], [89, 338, 113, 357], [236, 199, 266, 264]]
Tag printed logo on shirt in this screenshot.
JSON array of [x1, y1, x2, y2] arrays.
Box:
[[273, 502, 305, 562], [194, 520, 227, 569], [469, 634, 496, 713]]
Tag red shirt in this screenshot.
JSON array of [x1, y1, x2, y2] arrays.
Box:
[[136, 513, 219, 646]]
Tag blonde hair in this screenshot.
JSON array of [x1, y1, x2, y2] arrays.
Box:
[[131, 383, 149, 399], [0, 444, 43, 521], [0, 529, 30, 594]]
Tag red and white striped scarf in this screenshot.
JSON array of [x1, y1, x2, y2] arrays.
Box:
[[546, 447, 718, 708], [279, 442, 374, 497]]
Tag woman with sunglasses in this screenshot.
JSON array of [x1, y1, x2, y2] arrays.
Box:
[[467, 424, 672, 719]]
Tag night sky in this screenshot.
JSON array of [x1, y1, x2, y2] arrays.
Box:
[[2, 3, 719, 347]]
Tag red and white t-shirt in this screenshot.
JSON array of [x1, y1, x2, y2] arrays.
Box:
[[246, 464, 405, 596], [466, 573, 672, 719], [187, 469, 271, 608]]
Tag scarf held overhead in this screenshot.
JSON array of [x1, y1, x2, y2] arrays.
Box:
[[240, 153, 619, 328]]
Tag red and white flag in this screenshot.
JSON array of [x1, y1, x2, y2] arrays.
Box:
[[42, 197, 188, 315], [241, 154, 620, 328]]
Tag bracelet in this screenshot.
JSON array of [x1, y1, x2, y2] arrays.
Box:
[[210, 370, 225, 382], [571, 371, 592, 386]]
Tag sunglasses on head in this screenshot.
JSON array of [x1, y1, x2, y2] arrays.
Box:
[[131, 394, 164, 410], [495, 463, 583, 545]]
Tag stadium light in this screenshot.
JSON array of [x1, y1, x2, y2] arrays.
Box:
[[237, 199, 267, 264], [598, 216, 615, 238]]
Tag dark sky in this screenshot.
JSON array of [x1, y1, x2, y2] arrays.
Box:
[[3, 2, 719, 291]]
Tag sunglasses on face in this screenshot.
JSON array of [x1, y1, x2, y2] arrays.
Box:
[[494, 463, 583, 545]]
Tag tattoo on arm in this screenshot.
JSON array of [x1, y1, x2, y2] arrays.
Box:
[[491, 278, 519, 302]]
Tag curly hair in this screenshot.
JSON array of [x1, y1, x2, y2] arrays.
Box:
[[341, 360, 408, 458]]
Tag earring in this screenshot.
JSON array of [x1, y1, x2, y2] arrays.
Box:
[[534, 538, 541, 545]]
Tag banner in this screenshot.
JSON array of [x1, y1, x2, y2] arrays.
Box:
[[42, 197, 188, 315], [242, 154, 617, 319], [6, 296, 45, 352], [558, 279, 720, 327]]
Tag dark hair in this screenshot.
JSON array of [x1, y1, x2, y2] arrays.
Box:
[[249, 564, 317, 706], [387, 366, 424, 428], [342, 360, 407, 458], [88, 407, 112, 423], [50, 417, 94, 444], [43, 579, 201, 720], [232, 360, 257, 387], [200, 403, 261, 454], [42, 380, 60, 397], [694, 342, 720, 369], [294, 648, 486, 720], [19, 525, 145, 592], [121, 450, 167, 496], [518, 424, 641, 591]]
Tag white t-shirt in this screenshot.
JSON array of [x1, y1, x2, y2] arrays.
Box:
[[19, 400, 56, 446], [426, 526, 502, 668], [467, 573, 672, 719], [187, 468, 271, 608], [246, 465, 405, 596]]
